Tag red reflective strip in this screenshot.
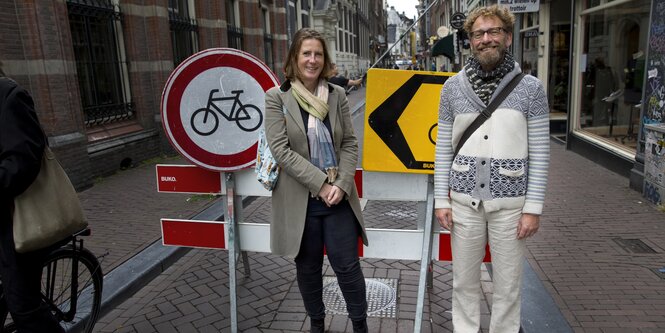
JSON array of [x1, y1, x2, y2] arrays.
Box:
[[156, 165, 221, 193], [354, 168, 363, 198], [358, 237, 364, 257], [438, 233, 491, 262], [162, 220, 226, 249]]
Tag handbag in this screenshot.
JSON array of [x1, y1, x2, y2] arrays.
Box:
[[255, 128, 280, 190], [255, 105, 287, 191], [453, 73, 525, 159], [12, 146, 87, 253]]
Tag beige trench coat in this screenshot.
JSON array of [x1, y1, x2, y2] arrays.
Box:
[[264, 81, 367, 259]]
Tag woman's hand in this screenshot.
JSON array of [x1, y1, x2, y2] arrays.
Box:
[[317, 183, 345, 207]]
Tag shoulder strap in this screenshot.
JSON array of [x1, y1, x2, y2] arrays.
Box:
[[452, 73, 525, 159]]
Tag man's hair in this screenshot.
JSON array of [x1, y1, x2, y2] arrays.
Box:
[[284, 28, 333, 81], [0, 60, 5, 77], [463, 5, 515, 34]]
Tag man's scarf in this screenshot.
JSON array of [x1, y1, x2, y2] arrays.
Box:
[[465, 52, 515, 105], [291, 79, 338, 182]]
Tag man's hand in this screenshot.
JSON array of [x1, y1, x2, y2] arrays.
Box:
[[517, 213, 540, 239], [349, 78, 362, 87], [435, 208, 453, 230]]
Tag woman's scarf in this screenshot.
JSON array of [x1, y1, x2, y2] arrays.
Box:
[[465, 52, 515, 105], [291, 79, 338, 183]]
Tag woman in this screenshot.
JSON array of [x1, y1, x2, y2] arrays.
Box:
[[0, 65, 65, 332], [264, 28, 368, 332]]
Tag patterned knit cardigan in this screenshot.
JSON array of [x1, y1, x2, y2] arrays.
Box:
[[434, 64, 550, 215]]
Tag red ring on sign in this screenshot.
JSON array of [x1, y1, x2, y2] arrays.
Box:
[[161, 48, 279, 171]]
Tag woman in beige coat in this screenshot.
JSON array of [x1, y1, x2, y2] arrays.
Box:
[[264, 28, 368, 332]]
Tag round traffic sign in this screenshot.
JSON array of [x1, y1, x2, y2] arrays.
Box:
[[450, 12, 466, 30], [161, 48, 279, 171]]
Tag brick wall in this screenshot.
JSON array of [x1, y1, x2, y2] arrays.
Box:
[[0, 0, 291, 189]]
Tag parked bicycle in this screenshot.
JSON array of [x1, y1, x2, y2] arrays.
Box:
[[190, 89, 263, 135], [0, 228, 103, 333]]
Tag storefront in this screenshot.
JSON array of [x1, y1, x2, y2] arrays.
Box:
[[511, 1, 572, 135], [568, 0, 651, 177]]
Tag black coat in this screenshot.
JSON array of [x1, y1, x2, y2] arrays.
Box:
[[0, 77, 45, 221]]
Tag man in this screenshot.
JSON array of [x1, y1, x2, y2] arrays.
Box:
[[0, 63, 65, 332], [328, 63, 362, 89], [434, 5, 549, 333]]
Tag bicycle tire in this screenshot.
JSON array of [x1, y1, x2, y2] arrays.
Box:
[[0, 246, 103, 333], [235, 104, 263, 132]]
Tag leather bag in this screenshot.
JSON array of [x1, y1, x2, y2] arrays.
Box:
[[12, 147, 87, 253]]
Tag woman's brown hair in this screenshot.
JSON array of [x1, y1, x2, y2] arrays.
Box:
[[284, 28, 333, 81]]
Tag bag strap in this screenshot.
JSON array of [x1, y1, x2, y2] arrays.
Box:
[[452, 73, 525, 159]]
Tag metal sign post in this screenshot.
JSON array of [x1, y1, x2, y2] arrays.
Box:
[[225, 172, 239, 333], [414, 176, 435, 332]]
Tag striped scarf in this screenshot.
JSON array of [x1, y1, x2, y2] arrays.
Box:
[[291, 79, 339, 182], [465, 52, 515, 105]]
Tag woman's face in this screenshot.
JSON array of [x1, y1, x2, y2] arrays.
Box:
[[297, 38, 324, 88]]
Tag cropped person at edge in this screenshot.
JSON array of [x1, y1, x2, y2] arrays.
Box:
[[264, 28, 369, 332], [434, 5, 550, 333], [0, 62, 65, 332]]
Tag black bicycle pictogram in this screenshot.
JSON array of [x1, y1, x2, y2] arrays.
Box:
[[190, 89, 263, 135]]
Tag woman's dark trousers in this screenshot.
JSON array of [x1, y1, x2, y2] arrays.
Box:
[[295, 201, 367, 323]]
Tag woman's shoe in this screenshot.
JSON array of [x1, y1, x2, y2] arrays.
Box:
[[310, 317, 325, 333], [352, 319, 368, 333]]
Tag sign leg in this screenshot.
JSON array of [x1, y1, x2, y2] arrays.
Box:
[[414, 176, 435, 332], [225, 173, 239, 333]]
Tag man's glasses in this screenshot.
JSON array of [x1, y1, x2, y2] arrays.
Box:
[[469, 27, 506, 40]]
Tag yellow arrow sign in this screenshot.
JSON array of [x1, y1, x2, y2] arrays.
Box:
[[363, 68, 454, 174]]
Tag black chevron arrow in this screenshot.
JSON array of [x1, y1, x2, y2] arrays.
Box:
[[368, 74, 448, 170]]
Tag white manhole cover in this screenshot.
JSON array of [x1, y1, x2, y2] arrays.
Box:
[[322, 277, 397, 318]]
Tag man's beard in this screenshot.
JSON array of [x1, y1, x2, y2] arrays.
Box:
[[473, 43, 506, 70]]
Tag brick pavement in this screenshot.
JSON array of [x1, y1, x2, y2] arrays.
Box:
[[95, 197, 480, 332], [78, 156, 216, 276], [95, 142, 665, 333], [528, 143, 665, 333]]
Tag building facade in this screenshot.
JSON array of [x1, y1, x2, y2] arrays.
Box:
[[1, 0, 384, 189]]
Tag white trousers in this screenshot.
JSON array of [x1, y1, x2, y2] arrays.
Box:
[[451, 201, 525, 333]]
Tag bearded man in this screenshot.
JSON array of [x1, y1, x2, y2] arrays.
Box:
[[434, 5, 550, 333]]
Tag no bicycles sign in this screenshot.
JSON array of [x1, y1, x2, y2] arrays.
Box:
[[161, 48, 280, 171]]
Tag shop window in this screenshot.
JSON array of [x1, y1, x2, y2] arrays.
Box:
[[577, 0, 650, 151], [67, 0, 133, 128], [168, 0, 198, 66]]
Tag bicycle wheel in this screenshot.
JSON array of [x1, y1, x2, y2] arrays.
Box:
[[235, 104, 263, 132], [0, 247, 103, 333], [190, 108, 219, 136], [43, 246, 103, 333]]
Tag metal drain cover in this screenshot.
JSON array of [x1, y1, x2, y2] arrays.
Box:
[[613, 238, 657, 253], [322, 277, 397, 318]]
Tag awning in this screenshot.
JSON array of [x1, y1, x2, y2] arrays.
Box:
[[431, 34, 454, 60]]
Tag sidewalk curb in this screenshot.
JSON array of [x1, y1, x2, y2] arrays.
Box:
[[97, 198, 230, 320], [521, 260, 573, 332]]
